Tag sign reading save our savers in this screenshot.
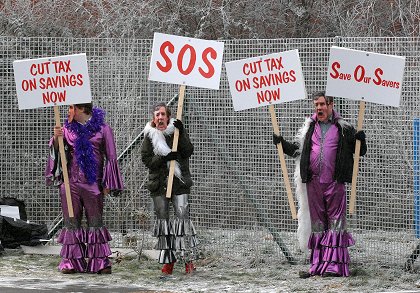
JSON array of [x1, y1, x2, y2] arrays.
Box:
[[326, 46, 405, 107], [13, 53, 92, 110]]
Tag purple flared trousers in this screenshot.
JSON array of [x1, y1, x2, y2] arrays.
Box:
[[306, 177, 355, 277], [58, 182, 112, 273]]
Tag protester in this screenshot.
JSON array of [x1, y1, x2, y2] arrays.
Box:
[[46, 103, 124, 274], [141, 102, 198, 278], [273, 92, 367, 278]]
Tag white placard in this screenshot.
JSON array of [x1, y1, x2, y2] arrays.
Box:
[[0, 205, 20, 219], [149, 32, 224, 90], [326, 46, 405, 107], [225, 50, 307, 111], [13, 53, 92, 110]]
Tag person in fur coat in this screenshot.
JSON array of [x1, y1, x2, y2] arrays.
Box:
[[141, 102, 198, 278], [273, 92, 367, 278]]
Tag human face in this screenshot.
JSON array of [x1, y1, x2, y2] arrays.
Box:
[[68, 105, 84, 123], [313, 96, 333, 122], [153, 106, 169, 131], [68, 105, 75, 123]]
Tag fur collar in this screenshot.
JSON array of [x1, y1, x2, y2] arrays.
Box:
[[143, 118, 183, 180], [65, 107, 105, 184]]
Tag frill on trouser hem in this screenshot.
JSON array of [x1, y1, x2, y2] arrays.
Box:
[[153, 219, 176, 264], [308, 230, 355, 277], [85, 227, 113, 273], [172, 218, 200, 263], [57, 227, 87, 272]]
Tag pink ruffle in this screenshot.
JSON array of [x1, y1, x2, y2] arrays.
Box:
[[102, 159, 124, 190], [311, 246, 350, 264], [320, 230, 355, 248], [308, 230, 355, 249], [58, 258, 87, 273], [308, 229, 354, 277], [307, 232, 324, 249], [86, 243, 112, 258], [310, 260, 351, 277], [86, 257, 111, 273], [60, 243, 86, 258], [86, 227, 112, 244], [57, 228, 86, 245]]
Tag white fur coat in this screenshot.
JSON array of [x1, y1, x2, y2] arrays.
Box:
[[295, 117, 312, 253]]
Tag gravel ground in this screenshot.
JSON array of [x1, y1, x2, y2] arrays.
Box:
[[1, 247, 420, 293]]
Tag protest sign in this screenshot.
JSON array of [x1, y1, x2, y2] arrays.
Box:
[[327, 46, 405, 107], [226, 49, 305, 111], [149, 33, 224, 198], [13, 53, 91, 110], [149, 32, 224, 90]]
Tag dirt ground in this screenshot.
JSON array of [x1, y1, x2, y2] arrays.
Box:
[[1, 247, 420, 293]]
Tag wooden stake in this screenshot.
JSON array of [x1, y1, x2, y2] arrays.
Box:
[[349, 100, 366, 214], [269, 104, 297, 219], [166, 85, 186, 198], [53, 105, 74, 218]]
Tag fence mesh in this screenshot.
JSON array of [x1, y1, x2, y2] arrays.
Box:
[[1, 36, 419, 267]]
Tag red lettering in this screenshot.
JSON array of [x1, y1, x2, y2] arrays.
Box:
[[373, 67, 383, 85], [156, 41, 174, 73], [30, 64, 37, 76], [21, 79, 37, 92], [289, 70, 296, 82], [77, 74, 84, 86], [243, 64, 250, 75], [177, 44, 196, 75], [354, 65, 365, 82], [330, 61, 340, 79], [235, 79, 250, 92], [199, 47, 216, 78], [42, 90, 67, 104]]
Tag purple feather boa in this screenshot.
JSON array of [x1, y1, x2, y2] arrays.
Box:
[[65, 107, 105, 184]]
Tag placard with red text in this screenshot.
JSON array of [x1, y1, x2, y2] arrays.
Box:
[[326, 46, 405, 107], [13, 53, 92, 110], [225, 50, 306, 111], [148, 32, 224, 90]]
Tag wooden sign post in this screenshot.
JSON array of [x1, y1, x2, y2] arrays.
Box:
[[269, 105, 297, 219], [54, 105, 74, 217], [166, 85, 186, 198], [349, 101, 365, 214]]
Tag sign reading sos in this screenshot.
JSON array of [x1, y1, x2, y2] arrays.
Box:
[[149, 33, 224, 90]]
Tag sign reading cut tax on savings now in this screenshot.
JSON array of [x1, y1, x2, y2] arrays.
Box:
[[326, 46, 405, 107], [225, 50, 306, 111], [149, 32, 224, 90], [13, 53, 92, 110]]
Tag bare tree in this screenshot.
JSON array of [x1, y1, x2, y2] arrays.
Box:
[[1, 0, 419, 38]]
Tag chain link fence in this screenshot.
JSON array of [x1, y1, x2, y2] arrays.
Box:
[[1, 36, 419, 267]]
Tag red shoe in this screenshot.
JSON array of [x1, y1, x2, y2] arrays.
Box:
[[161, 262, 175, 275], [185, 262, 196, 274]]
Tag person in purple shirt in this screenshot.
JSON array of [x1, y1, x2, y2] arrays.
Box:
[[273, 92, 367, 278], [45, 103, 124, 274]]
